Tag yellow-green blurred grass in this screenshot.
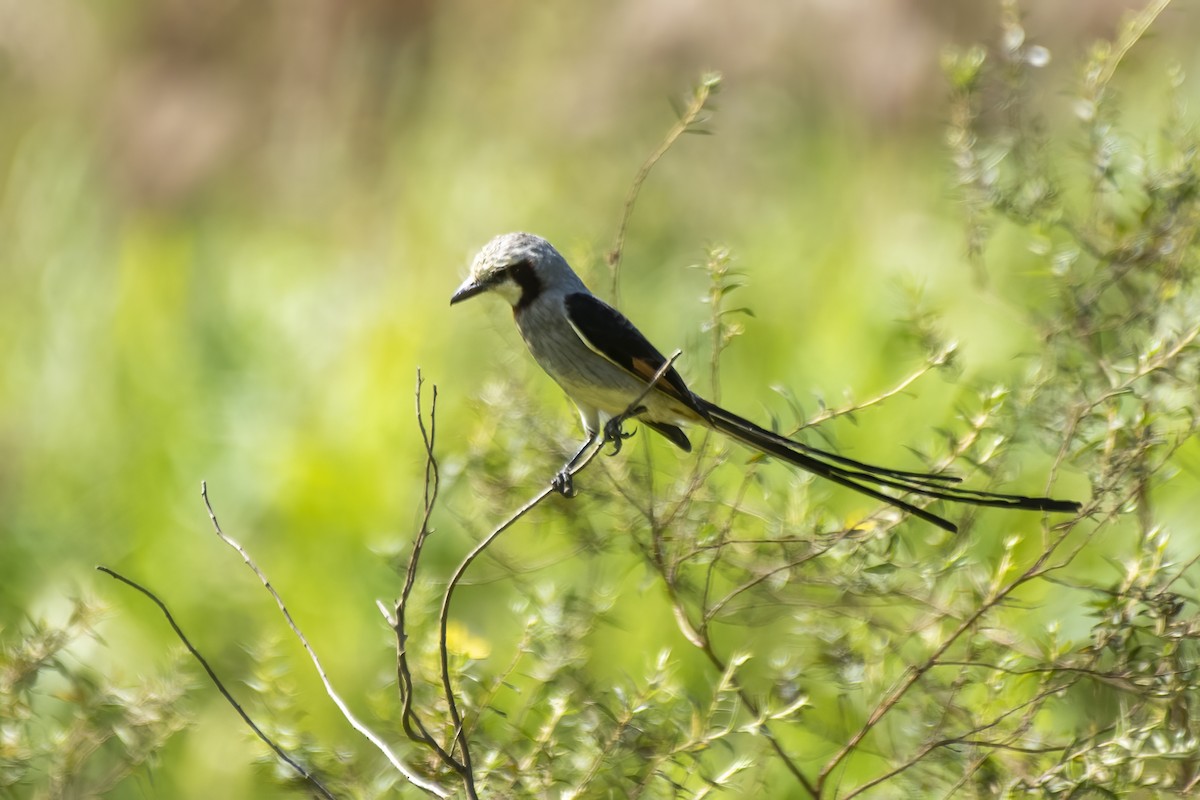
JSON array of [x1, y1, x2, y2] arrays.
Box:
[[2, 3, 1198, 796], [0, 102, 1093, 798]]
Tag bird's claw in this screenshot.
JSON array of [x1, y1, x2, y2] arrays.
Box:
[[603, 407, 643, 455], [555, 405, 647, 493], [552, 469, 576, 498]]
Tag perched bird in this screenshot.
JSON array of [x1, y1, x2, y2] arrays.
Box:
[[450, 232, 1081, 533]]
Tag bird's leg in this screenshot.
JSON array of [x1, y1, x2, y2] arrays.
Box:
[[552, 407, 648, 494], [553, 405, 648, 496], [552, 433, 599, 497], [603, 405, 646, 455]]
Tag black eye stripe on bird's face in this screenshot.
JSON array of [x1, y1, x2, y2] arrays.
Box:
[[506, 259, 542, 311]]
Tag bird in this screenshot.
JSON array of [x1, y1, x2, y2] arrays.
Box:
[[450, 232, 1081, 533]]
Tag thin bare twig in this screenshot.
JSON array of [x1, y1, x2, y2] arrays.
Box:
[[96, 566, 336, 800], [608, 73, 721, 303], [392, 373, 466, 775], [813, 483, 1105, 796], [200, 483, 449, 798], [635, 474, 821, 797], [1090, 0, 1174, 95], [840, 677, 1090, 800], [434, 351, 685, 794], [799, 348, 954, 430]]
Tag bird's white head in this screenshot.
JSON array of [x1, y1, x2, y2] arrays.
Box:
[[450, 232, 585, 310]]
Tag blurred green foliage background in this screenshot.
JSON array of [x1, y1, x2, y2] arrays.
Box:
[[3, 1, 1199, 797]]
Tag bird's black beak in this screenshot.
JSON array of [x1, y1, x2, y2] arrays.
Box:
[[450, 276, 488, 305]]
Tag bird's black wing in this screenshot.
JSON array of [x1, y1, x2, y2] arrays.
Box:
[[563, 292, 705, 416]]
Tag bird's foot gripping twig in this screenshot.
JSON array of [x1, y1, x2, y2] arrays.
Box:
[[603, 405, 645, 455], [551, 468, 577, 498], [551, 405, 648, 498], [552, 434, 598, 498]]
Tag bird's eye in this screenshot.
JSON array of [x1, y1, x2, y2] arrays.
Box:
[[501, 259, 535, 283], [504, 259, 540, 295]]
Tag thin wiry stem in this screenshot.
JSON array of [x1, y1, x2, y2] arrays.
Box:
[[608, 73, 721, 304], [392, 373, 468, 777], [200, 482, 449, 798], [95, 566, 337, 800], [638, 480, 820, 797], [814, 454, 1094, 795], [1091, 0, 1173, 94], [435, 351, 684, 795], [798, 349, 953, 430]]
